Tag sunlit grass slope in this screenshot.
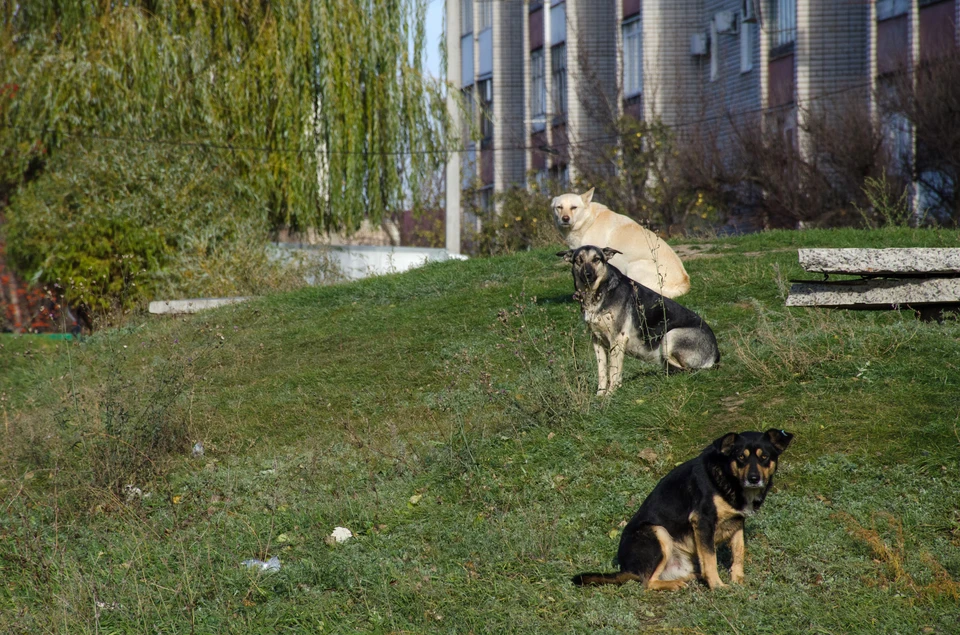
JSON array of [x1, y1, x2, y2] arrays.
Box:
[[1, 227, 959, 633]]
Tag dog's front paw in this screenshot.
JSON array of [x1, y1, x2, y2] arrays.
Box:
[[706, 578, 728, 590], [730, 572, 744, 585], [596, 388, 608, 397]]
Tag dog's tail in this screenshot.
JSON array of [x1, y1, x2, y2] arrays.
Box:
[[571, 571, 642, 586]]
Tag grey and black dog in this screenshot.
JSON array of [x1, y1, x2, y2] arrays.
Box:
[[558, 246, 720, 396]]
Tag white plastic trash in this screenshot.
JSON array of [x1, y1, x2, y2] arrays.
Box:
[[242, 556, 281, 572]]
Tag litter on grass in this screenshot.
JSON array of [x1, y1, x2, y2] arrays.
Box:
[[330, 526, 353, 543], [241, 556, 281, 572]]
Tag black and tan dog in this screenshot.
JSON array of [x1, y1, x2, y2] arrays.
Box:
[[558, 245, 719, 396], [572, 429, 793, 590]]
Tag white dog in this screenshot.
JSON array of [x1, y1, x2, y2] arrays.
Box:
[[552, 188, 690, 298]]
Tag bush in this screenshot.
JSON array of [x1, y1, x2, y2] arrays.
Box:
[[463, 178, 559, 256], [4, 142, 335, 327]]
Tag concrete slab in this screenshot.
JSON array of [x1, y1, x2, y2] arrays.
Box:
[[148, 297, 252, 315], [786, 278, 960, 308], [799, 248, 960, 275], [270, 243, 467, 282]]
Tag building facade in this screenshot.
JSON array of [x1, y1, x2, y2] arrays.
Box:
[[869, 0, 960, 217], [445, 0, 959, 238]]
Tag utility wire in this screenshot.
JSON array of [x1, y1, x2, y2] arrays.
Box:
[[0, 73, 877, 160]]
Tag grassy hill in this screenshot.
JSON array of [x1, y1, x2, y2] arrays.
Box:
[[2, 228, 959, 633]]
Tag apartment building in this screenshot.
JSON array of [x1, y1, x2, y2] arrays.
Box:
[[444, 0, 955, 240], [870, 0, 959, 103], [869, 0, 959, 215]]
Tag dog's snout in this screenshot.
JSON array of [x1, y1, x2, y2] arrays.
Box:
[[561, 215, 570, 223], [747, 472, 762, 485]]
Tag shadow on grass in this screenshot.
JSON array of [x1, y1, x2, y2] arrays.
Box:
[[536, 293, 575, 305]]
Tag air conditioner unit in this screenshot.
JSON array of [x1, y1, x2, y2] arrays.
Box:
[[715, 10, 736, 34], [742, 0, 758, 24], [690, 32, 708, 56]]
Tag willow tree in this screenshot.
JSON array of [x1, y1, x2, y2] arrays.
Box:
[[0, 0, 449, 231]]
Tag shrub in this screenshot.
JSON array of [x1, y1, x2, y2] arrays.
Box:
[[4, 142, 336, 327], [463, 177, 559, 256]]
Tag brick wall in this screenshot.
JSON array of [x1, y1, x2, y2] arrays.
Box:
[[493, 0, 528, 191], [797, 0, 870, 122], [569, 0, 619, 149], [702, 1, 764, 153], [643, 0, 705, 127]]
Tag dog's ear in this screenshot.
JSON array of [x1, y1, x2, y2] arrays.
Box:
[[580, 187, 595, 206], [764, 428, 794, 453], [713, 432, 739, 456], [600, 247, 622, 261], [556, 250, 575, 262], [550, 196, 559, 209]]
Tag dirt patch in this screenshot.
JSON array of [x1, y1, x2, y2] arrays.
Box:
[[671, 244, 725, 260]]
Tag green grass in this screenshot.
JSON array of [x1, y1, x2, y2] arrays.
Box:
[[2, 228, 960, 633]]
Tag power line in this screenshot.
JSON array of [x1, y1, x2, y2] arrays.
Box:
[[0, 73, 879, 163], [0, 120, 620, 157], [2, 44, 934, 160]]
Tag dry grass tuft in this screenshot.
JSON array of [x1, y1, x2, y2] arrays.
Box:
[[835, 511, 960, 603]]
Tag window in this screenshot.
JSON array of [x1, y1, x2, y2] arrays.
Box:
[[478, 26, 493, 77], [876, 0, 909, 21], [550, 1, 566, 46], [710, 19, 719, 81], [460, 0, 473, 36], [740, 12, 753, 72], [531, 48, 546, 130], [462, 145, 476, 189], [534, 168, 549, 190], [622, 18, 642, 98], [461, 86, 475, 143], [478, 78, 493, 143], [741, 0, 756, 23], [773, 0, 796, 47], [551, 44, 567, 117], [882, 112, 911, 176], [479, 186, 494, 214], [551, 164, 569, 188], [477, 0, 493, 32], [461, 34, 474, 87]]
